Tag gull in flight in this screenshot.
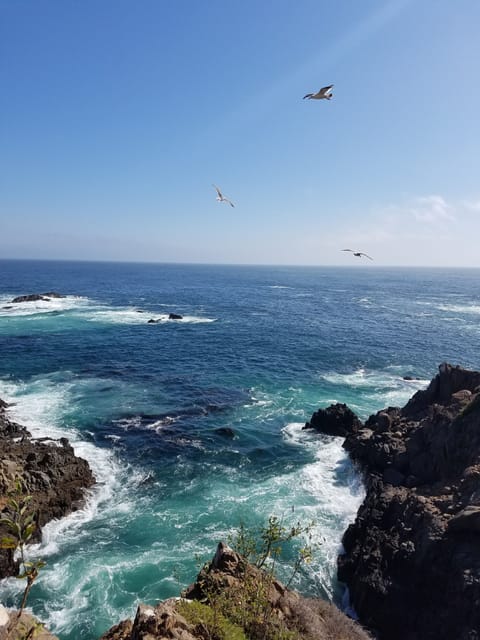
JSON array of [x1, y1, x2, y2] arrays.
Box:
[[342, 249, 373, 261], [213, 184, 235, 207], [303, 84, 334, 100]]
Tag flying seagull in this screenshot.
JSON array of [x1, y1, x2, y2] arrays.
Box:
[[303, 84, 334, 100], [213, 184, 235, 207], [342, 249, 373, 261]]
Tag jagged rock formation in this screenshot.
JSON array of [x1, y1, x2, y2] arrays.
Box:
[[10, 293, 66, 303], [0, 605, 59, 640], [100, 542, 372, 640], [307, 363, 480, 640], [0, 398, 95, 578], [303, 403, 362, 438]]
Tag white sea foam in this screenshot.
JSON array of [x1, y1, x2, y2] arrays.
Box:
[[83, 309, 216, 325], [318, 368, 429, 419], [215, 422, 365, 599], [279, 423, 364, 596], [0, 293, 216, 326], [322, 367, 428, 391], [0, 376, 151, 635], [436, 303, 480, 315], [0, 377, 145, 560], [267, 285, 292, 289], [0, 295, 88, 317]]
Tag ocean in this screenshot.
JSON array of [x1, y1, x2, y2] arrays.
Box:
[[0, 260, 479, 639]]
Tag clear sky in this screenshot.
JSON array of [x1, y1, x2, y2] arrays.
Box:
[[1, 0, 479, 266]]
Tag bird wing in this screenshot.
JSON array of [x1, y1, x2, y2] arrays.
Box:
[[341, 249, 354, 253], [226, 199, 235, 207], [360, 253, 373, 260], [212, 184, 223, 197], [303, 93, 313, 99], [320, 84, 334, 95]]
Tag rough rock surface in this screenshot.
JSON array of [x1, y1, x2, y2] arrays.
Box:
[[0, 398, 95, 579], [10, 292, 66, 303], [100, 542, 372, 640], [0, 605, 59, 640], [303, 403, 362, 437], [309, 363, 480, 640]]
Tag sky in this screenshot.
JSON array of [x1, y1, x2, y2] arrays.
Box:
[[1, 0, 479, 267]]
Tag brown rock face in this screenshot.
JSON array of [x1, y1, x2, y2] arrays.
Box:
[[100, 542, 372, 640], [0, 398, 95, 578], [333, 364, 480, 640]]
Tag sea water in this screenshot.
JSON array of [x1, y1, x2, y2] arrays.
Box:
[[0, 260, 479, 639]]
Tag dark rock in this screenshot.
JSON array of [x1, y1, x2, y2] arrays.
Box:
[[214, 427, 236, 438], [303, 402, 362, 437], [11, 294, 46, 303], [147, 319, 159, 323], [2, 306, 13, 310], [382, 467, 405, 486], [337, 364, 480, 640], [168, 313, 183, 320], [10, 292, 66, 303], [0, 396, 95, 579], [448, 506, 480, 533]]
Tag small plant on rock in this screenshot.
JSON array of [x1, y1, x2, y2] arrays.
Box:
[[0, 480, 46, 620]]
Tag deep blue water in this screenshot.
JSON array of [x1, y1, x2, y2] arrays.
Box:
[[0, 260, 479, 639]]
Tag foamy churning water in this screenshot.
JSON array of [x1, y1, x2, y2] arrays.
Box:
[[2, 262, 476, 640]]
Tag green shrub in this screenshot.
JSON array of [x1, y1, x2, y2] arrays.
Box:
[[176, 599, 248, 640]]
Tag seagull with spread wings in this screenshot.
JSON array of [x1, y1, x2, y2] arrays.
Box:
[[342, 249, 373, 261], [213, 184, 235, 207], [303, 84, 334, 100]]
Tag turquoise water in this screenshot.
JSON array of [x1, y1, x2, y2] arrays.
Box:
[[0, 260, 479, 639]]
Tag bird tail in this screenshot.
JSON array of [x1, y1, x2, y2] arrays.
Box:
[[303, 94, 313, 99]]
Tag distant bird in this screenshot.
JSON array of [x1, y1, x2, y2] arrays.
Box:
[[342, 249, 373, 261], [213, 184, 235, 207], [303, 84, 334, 100]]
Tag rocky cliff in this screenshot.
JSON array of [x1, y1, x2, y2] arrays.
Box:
[[100, 542, 372, 640], [0, 397, 95, 579], [306, 363, 480, 640]]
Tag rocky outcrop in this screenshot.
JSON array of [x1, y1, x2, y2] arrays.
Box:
[[10, 292, 66, 303], [148, 314, 184, 323], [0, 399, 95, 579], [303, 403, 362, 438], [309, 364, 480, 640], [100, 542, 372, 640], [0, 605, 59, 640]]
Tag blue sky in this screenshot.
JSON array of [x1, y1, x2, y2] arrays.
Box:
[[1, 0, 479, 266]]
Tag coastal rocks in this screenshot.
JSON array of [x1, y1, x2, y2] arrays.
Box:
[[10, 292, 66, 303], [0, 605, 59, 640], [100, 542, 372, 640], [0, 398, 95, 579], [148, 313, 183, 323], [303, 403, 362, 438], [330, 363, 480, 640]]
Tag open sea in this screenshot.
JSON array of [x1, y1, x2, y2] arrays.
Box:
[[0, 260, 479, 639]]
